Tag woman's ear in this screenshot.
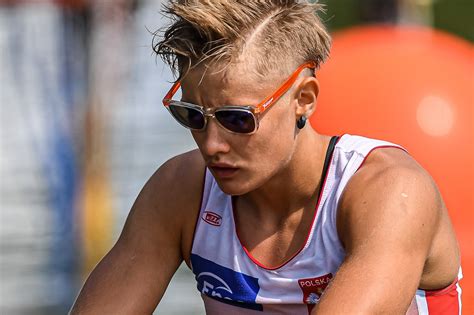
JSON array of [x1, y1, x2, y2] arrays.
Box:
[[293, 76, 320, 118]]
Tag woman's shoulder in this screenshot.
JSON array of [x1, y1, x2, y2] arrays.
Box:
[[148, 149, 206, 264]]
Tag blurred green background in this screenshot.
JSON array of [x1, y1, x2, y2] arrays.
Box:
[[324, 0, 473, 42]]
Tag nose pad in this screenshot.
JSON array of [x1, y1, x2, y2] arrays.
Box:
[[203, 113, 223, 133], [205, 116, 223, 137], [199, 116, 230, 156]]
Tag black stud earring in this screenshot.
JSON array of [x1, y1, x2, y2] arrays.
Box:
[[297, 116, 307, 129]]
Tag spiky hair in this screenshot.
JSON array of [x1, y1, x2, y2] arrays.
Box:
[[152, 0, 331, 80]]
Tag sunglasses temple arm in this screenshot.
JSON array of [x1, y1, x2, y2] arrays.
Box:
[[163, 82, 182, 106], [255, 61, 317, 113]]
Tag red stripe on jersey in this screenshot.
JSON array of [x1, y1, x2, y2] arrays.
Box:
[[425, 280, 461, 315]]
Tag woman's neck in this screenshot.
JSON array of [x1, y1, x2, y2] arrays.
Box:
[[237, 131, 331, 222]]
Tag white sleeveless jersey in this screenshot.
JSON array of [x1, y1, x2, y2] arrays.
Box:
[[189, 134, 462, 314]]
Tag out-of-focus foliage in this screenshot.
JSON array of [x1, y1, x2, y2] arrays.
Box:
[[433, 0, 474, 42], [321, 0, 473, 42]]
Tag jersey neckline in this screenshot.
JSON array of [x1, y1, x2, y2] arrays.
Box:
[[230, 136, 340, 271]]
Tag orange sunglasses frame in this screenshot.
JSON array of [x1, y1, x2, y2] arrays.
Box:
[[162, 61, 317, 115]]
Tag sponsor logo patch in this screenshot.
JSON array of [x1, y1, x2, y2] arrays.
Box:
[[191, 254, 262, 311], [202, 211, 222, 226]]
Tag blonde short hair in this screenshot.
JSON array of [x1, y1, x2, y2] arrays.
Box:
[[153, 0, 331, 80]]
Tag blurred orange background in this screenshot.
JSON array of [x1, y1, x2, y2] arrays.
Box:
[[313, 26, 473, 313]]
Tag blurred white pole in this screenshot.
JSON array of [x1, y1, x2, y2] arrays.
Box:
[[81, 0, 135, 275], [398, 0, 435, 26]]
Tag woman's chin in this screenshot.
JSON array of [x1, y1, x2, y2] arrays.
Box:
[[214, 177, 255, 196]]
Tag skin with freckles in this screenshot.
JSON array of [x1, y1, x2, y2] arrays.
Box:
[[70, 62, 461, 315]]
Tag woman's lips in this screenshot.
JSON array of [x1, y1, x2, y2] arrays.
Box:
[[209, 165, 239, 178]]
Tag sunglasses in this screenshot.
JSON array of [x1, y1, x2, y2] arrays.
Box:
[[162, 61, 317, 135]]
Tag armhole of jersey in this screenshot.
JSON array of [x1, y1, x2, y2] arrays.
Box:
[[336, 142, 408, 250], [355, 145, 409, 173], [189, 167, 210, 268]]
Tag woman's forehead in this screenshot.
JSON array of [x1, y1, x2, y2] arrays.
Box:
[[180, 62, 276, 101], [185, 59, 291, 85]]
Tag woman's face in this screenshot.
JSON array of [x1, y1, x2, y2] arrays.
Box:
[[180, 64, 306, 196]]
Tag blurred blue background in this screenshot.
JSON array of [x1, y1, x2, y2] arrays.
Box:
[[0, 0, 472, 314]]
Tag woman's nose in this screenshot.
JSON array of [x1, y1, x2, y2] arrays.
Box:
[[197, 118, 231, 157]]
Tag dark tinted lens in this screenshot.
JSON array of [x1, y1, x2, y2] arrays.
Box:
[[169, 104, 205, 130], [215, 109, 256, 134]]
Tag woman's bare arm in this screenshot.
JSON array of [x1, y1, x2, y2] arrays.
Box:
[[70, 150, 204, 314]]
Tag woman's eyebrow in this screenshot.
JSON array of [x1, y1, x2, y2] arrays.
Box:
[[180, 97, 252, 108]]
